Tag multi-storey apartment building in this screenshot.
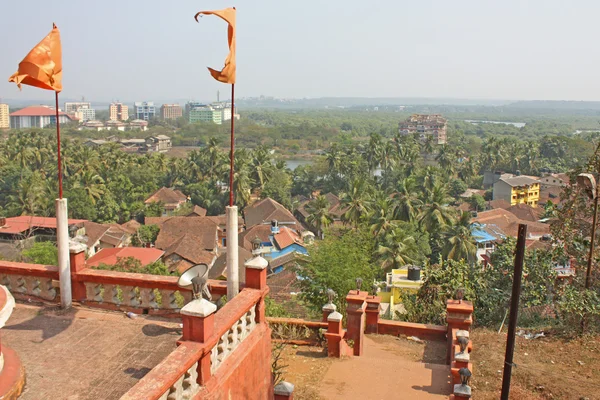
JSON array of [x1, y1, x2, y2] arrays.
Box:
[[189, 106, 222, 125], [493, 175, 541, 208], [133, 102, 156, 121], [399, 114, 447, 144], [0, 104, 9, 129], [160, 104, 183, 120], [109, 102, 129, 121], [10, 106, 73, 129]]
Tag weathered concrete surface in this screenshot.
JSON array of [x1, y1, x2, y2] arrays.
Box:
[[320, 335, 452, 399], [2, 303, 180, 400]]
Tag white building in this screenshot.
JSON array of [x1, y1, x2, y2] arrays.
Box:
[[64, 102, 91, 114], [10, 106, 73, 129]]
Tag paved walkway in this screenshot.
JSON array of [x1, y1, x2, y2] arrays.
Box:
[[2, 303, 181, 400], [320, 335, 452, 399]]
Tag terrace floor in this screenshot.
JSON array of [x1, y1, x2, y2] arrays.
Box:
[[2, 302, 181, 400], [281, 334, 452, 399]]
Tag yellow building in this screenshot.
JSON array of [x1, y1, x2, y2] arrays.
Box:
[[0, 104, 9, 129], [378, 267, 423, 305], [492, 176, 540, 208]]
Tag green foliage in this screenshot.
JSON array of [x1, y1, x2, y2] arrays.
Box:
[[131, 224, 160, 247], [261, 169, 292, 208], [95, 257, 173, 275], [448, 178, 468, 198], [265, 296, 291, 318], [145, 201, 165, 217], [21, 242, 58, 266], [469, 194, 486, 212], [297, 227, 379, 317]]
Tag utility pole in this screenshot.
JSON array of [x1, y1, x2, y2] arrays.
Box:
[[500, 223, 527, 400]]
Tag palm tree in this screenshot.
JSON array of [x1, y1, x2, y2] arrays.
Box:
[[370, 197, 397, 237], [376, 228, 421, 270], [306, 195, 333, 239], [418, 184, 456, 232], [442, 211, 477, 263], [251, 146, 274, 190], [74, 171, 105, 204], [340, 179, 371, 227], [393, 178, 422, 222], [365, 133, 383, 172]]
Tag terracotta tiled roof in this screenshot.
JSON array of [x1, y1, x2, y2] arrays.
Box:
[[84, 221, 110, 246], [144, 217, 171, 228], [144, 187, 187, 206], [155, 217, 219, 251], [86, 247, 164, 268], [188, 205, 207, 217], [499, 176, 539, 187], [539, 186, 563, 205], [10, 106, 70, 117], [296, 193, 345, 220], [239, 225, 273, 251], [205, 214, 244, 227], [162, 233, 217, 265], [119, 220, 141, 235], [171, 259, 193, 275], [472, 209, 549, 237], [506, 204, 544, 222], [487, 199, 511, 210], [0, 216, 87, 235], [243, 198, 303, 230], [209, 246, 252, 283], [273, 227, 301, 249]]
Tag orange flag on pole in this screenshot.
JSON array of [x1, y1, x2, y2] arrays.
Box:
[[194, 8, 236, 84], [8, 23, 63, 92]]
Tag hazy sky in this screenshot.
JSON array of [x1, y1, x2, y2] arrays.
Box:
[[1, 0, 600, 102]]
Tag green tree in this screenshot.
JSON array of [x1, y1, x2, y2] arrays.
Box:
[[448, 178, 468, 199], [298, 227, 378, 317], [261, 169, 292, 209], [22, 242, 58, 265], [468, 194, 486, 212], [305, 195, 333, 239]]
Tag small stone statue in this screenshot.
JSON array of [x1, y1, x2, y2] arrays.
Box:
[[455, 287, 465, 303], [356, 278, 363, 292], [326, 288, 336, 304], [191, 275, 212, 301], [371, 284, 379, 296]]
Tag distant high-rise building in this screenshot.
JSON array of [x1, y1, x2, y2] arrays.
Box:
[[185, 101, 205, 117], [189, 106, 222, 125], [0, 103, 9, 129], [133, 102, 156, 121], [64, 102, 95, 122], [109, 102, 129, 121], [212, 102, 233, 122], [64, 102, 91, 114], [160, 104, 183, 120], [398, 114, 447, 144]]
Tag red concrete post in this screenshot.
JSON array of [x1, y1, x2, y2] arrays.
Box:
[[324, 311, 344, 358], [345, 290, 368, 356], [245, 256, 268, 291], [180, 298, 217, 385], [69, 242, 87, 301], [245, 256, 269, 323], [446, 300, 473, 364], [273, 381, 295, 400], [365, 295, 381, 334], [322, 302, 336, 322]]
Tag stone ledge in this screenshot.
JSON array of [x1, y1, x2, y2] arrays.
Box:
[[0, 345, 26, 400]]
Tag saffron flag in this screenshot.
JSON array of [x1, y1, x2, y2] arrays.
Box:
[[195, 8, 236, 84], [8, 24, 63, 92]]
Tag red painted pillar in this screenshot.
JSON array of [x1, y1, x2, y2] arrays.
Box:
[[324, 311, 344, 358], [274, 381, 295, 400], [180, 299, 217, 385], [322, 302, 336, 322], [245, 255, 269, 324], [69, 242, 87, 302], [446, 300, 473, 365], [345, 290, 368, 356], [365, 295, 381, 334]]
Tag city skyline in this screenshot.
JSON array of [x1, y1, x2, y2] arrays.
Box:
[[2, 0, 600, 101]]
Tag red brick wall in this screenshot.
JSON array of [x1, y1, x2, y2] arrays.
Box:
[[196, 324, 273, 400]]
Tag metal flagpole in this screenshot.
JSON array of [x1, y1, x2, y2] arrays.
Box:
[[55, 91, 63, 198], [229, 83, 235, 206]]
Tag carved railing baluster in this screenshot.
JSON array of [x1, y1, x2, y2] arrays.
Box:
[[121, 286, 139, 307], [102, 284, 118, 305], [140, 287, 158, 309], [85, 282, 102, 302]]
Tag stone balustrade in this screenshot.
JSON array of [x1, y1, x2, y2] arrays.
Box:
[[121, 255, 273, 400], [0, 261, 59, 301]]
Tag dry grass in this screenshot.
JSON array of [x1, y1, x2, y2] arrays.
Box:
[[278, 345, 332, 400], [472, 328, 600, 400]]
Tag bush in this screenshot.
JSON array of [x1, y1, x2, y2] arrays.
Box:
[[22, 242, 58, 265]]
